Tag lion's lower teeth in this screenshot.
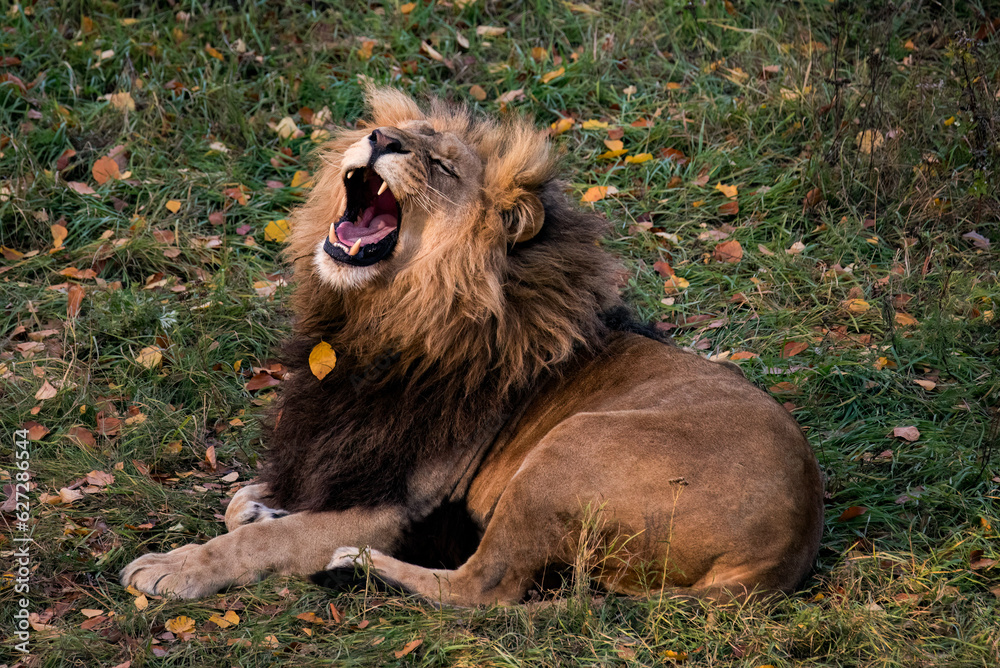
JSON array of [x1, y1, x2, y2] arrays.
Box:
[[348, 239, 362, 256]]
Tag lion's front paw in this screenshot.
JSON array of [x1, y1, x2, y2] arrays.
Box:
[[325, 546, 366, 571], [120, 543, 233, 599]]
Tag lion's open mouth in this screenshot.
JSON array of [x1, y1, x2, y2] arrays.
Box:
[[323, 168, 400, 267]]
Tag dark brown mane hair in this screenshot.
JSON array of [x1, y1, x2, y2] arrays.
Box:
[[261, 89, 628, 513]]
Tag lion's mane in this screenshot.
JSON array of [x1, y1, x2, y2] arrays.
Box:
[[261, 90, 630, 513]]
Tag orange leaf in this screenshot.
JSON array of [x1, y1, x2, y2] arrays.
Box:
[[836, 506, 867, 522], [51, 223, 69, 248], [580, 185, 617, 203], [92, 156, 121, 185], [540, 67, 565, 84], [67, 284, 85, 318], [309, 341, 338, 380], [205, 44, 224, 61], [713, 239, 743, 263], [714, 182, 738, 199], [782, 341, 808, 358], [394, 639, 423, 659], [165, 200, 182, 213], [718, 201, 739, 216]]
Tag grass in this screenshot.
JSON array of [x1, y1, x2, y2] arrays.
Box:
[[1, 0, 998, 666]]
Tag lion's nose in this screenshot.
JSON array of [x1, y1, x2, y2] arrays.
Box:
[[369, 128, 404, 154]]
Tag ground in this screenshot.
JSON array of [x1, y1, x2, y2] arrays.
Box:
[[1, 1, 998, 666]]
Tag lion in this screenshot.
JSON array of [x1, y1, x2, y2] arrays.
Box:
[[121, 87, 824, 606]]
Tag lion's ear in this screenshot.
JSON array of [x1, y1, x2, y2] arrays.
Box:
[[504, 192, 545, 244]]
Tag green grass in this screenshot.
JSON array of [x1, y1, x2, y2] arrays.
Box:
[[2, 0, 998, 666]]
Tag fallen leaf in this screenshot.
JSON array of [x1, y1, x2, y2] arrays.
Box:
[[394, 638, 423, 659], [802, 187, 823, 211], [540, 67, 565, 84], [85, 470, 114, 486], [713, 239, 743, 263], [582, 119, 608, 129], [659, 147, 689, 165], [108, 91, 136, 112], [67, 284, 85, 318], [836, 506, 867, 522], [663, 275, 689, 294], [786, 241, 806, 254], [581, 185, 617, 203], [565, 2, 600, 14], [961, 231, 990, 250], [856, 129, 885, 154], [296, 612, 325, 624], [914, 379, 936, 391], [603, 139, 624, 151], [35, 381, 58, 401], [550, 117, 574, 135], [165, 200, 182, 213], [165, 616, 195, 634], [51, 223, 69, 248], [246, 372, 280, 391], [134, 594, 148, 611], [844, 299, 870, 314], [894, 312, 919, 326], [496, 88, 524, 104], [714, 183, 738, 199], [66, 181, 97, 195], [730, 351, 759, 361], [25, 422, 50, 440], [205, 44, 224, 61], [69, 428, 97, 449], [290, 171, 313, 188], [136, 346, 163, 369], [309, 341, 338, 380], [893, 426, 920, 442], [476, 25, 506, 37], [652, 260, 674, 277], [718, 201, 739, 216], [782, 341, 808, 358], [92, 156, 121, 185], [624, 153, 654, 164], [59, 487, 84, 504], [264, 219, 291, 243], [274, 117, 298, 139], [469, 84, 486, 101], [208, 610, 240, 628], [205, 444, 217, 470]]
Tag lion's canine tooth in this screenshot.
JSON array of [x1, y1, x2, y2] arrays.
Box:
[[346, 169, 355, 181], [377, 181, 388, 196], [328, 223, 337, 245], [348, 239, 362, 256]]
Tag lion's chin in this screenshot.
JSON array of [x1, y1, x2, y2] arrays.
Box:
[[312, 241, 383, 290]]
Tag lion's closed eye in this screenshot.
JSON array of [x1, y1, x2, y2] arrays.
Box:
[[430, 157, 459, 178]]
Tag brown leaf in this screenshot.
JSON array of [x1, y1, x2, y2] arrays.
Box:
[[658, 147, 689, 165], [96, 411, 121, 437], [67, 181, 97, 196], [718, 201, 739, 216], [68, 427, 97, 449], [713, 239, 743, 263], [836, 506, 867, 522], [394, 638, 423, 659], [802, 187, 823, 211], [246, 371, 281, 391], [469, 84, 487, 101], [67, 284, 85, 318], [782, 341, 808, 358], [205, 445, 217, 470], [652, 260, 674, 277], [85, 470, 114, 487], [24, 421, 50, 440], [892, 426, 920, 442]]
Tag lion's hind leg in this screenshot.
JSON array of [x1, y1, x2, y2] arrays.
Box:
[[225, 483, 289, 532]]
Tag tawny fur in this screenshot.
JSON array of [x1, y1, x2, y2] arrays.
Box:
[[120, 88, 824, 606]]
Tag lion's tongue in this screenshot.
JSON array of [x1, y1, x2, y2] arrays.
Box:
[[337, 183, 398, 246]]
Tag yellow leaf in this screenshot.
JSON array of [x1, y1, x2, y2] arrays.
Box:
[[603, 139, 624, 151], [624, 153, 653, 164], [165, 615, 195, 634], [663, 275, 689, 294], [598, 149, 628, 159], [296, 612, 325, 624], [165, 200, 182, 213], [894, 312, 919, 326], [309, 341, 337, 380], [550, 117, 574, 135], [399, 2, 417, 13], [136, 346, 163, 369], [540, 67, 565, 84], [290, 170, 314, 188], [134, 593, 149, 611], [205, 44, 224, 61], [666, 81, 684, 90], [714, 182, 738, 199], [264, 219, 291, 243], [275, 116, 298, 139], [564, 2, 600, 14], [943, 116, 955, 126], [844, 299, 870, 314], [51, 223, 68, 248], [208, 610, 240, 628], [531, 46, 548, 61], [914, 379, 936, 391], [580, 185, 618, 203], [856, 129, 884, 154], [108, 91, 136, 112], [581, 119, 608, 129]]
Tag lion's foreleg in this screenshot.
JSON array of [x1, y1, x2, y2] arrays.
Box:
[[224, 483, 289, 532], [121, 506, 405, 598]]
